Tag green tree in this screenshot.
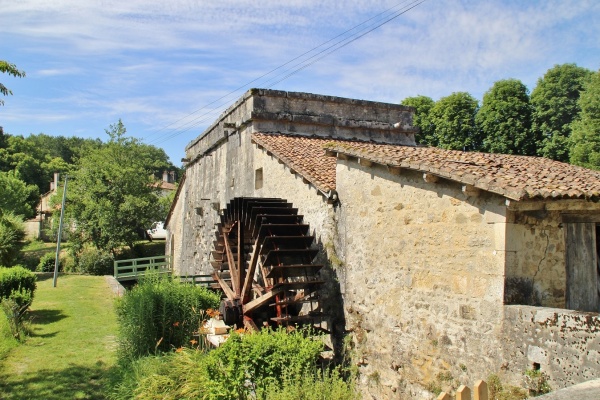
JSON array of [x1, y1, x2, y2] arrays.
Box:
[[402, 95, 436, 146], [429, 92, 480, 151], [477, 79, 534, 155], [0, 61, 25, 106], [0, 211, 25, 266], [531, 63, 593, 161], [67, 120, 162, 255], [0, 171, 37, 218], [570, 70, 600, 169]]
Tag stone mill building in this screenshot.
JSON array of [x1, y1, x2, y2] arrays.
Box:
[[165, 88, 600, 398]]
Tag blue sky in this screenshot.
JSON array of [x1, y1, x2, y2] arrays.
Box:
[[1, 0, 598, 164]]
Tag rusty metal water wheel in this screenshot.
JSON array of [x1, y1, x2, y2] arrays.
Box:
[[211, 197, 325, 331]]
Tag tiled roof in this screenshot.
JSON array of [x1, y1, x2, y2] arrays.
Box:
[[251, 133, 336, 193], [252, 133, 600, 201], [152, 181, 177, 191]]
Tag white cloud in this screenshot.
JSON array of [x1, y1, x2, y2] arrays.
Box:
[[1, 0, 598, 162]]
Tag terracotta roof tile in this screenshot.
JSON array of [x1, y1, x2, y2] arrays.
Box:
[[252, 133, 336, 193], [252, 133, 600, 201]]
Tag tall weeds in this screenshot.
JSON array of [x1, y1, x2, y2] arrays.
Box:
[[115, 272, 220, 363], [110, 328, 358, 400]]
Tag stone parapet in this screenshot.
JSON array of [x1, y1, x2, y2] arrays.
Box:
[[185, 89, 416, 161]]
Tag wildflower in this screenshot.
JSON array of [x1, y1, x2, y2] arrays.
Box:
[[175, 347, 183, 353], [173, 321, 180, 327], [190, 339, 198, 346]]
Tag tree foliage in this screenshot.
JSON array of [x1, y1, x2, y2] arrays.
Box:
[[66, 120, 165, 254], [0, 61, 25, 106], [531, 63, 593, 161], [477, 79, 534, 155], [570, 70, 600, 169], [0, 212, 25, 267], [0, 170, 37, 218], [401, 95, 435, 146], [429, 92, 480, 151]]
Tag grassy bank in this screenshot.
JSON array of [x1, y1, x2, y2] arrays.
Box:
[[0, 274, 119, 400]]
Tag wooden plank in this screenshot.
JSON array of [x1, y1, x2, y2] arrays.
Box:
[[243, 288, 283, 314], [562, 213, 600, 223], [565, 223, 599, 312], [237, 221, 244, 296], [242, 236, 261, 302], [212, 272, 236, 301], [457, 385, 471, 400], [474, 380, 488, 400], [223, 227, 240, 295]]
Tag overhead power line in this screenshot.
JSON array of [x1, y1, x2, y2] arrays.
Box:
[[147, 0, 428, 147]]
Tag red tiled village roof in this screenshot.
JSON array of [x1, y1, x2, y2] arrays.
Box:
[[252, 133, 600, 201], [252, 133, 337, 193]]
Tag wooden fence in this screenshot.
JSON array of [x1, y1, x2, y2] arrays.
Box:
[[113, 255, 171, 281], [178, 274, 217, 288], [437, 380, 488, 400]]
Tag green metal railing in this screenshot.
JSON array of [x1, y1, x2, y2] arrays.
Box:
[[114, 255, 171, 281]]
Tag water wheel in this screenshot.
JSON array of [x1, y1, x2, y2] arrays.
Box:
[[211, 197, 325, 331]]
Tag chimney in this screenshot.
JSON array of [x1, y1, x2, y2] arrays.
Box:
[[51, 172, 59, 191]]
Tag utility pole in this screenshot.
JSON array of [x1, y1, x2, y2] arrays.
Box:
[[53, 175, 68, 288]]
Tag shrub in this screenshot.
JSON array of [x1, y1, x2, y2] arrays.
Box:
[[109, 328, 358, 400], [115, 273, 220, 363], [0, 266, 37, 308], [201, 328, 326, 399], [76, 247, 114, 275], [37, 252, 58, 273], [0, 266, 36, 341]]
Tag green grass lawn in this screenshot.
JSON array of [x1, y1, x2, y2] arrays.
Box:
[[0, 274, 119, 400]]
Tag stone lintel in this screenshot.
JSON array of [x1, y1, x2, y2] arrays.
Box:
[[507, 199, 600, 212]]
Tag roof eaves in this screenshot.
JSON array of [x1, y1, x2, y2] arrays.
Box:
[[325, 145, 527, 201], [251, 135, 333, 195]]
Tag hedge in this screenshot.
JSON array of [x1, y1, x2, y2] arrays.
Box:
[[0, 266, 37, 308]]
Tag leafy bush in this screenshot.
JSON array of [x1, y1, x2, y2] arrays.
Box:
[[109, 328, 358, 400], [37, 252, 58, 272], [0, 266, 37, 308], [115, 273, 220, 363], [115, 242, 166, 260], [201, 328, 326, 399], [76, 247, 114, 275], [0, 212, 25, 267], [0, 266, 36, 341]]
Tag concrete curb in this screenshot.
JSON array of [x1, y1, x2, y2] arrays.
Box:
[[105, 275, 126, 297], [536, 379, 600, 400]]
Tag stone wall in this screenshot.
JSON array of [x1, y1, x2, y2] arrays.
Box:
[[502, 305, 600, 389], [504, 211, 567, 308], [334, 158, 508, 398]]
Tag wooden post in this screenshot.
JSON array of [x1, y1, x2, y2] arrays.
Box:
[[474, 380, 488, 400], [437, 393, 451, 400], [457, 385, 471, 400]]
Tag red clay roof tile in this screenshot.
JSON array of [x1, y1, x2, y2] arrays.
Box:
[[252, 133, 600, 201]]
